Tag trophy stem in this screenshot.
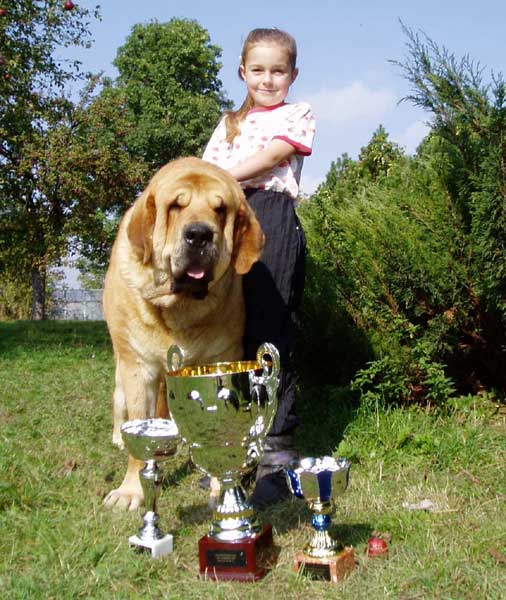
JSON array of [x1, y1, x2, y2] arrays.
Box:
[[209, 474, 261, 541], [305, 505, 342, 558], [138, 459, 164, 542], [127, 457, 174, 557], [121, 419, 179, 558]]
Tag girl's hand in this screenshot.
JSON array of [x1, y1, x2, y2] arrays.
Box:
[[228, 139, 295, 182]]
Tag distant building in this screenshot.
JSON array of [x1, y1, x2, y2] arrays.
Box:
[[49, 289, 104, 320]]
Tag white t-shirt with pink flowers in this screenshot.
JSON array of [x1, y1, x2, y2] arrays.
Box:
[[202, 101, 316, 199]]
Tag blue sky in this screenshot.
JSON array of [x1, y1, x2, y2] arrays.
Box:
[[65, 0, 506, 195]]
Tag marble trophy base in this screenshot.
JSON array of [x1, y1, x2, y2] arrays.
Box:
[[199, 524, 277, 581], [129, 533, 174, 558], [293, 546, 355, 582]]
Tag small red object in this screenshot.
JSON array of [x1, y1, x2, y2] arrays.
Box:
[[5, 72, 11, 80], [0, 8, 6, 16], [64, 1, 74, 10], [366, 536, 388, 557]]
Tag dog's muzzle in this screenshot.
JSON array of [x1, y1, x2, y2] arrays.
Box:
[[170, 222, 218, 300], [184, 222, 214, 251]]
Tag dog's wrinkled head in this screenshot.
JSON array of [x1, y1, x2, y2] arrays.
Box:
[[127, 158, 264, 305]]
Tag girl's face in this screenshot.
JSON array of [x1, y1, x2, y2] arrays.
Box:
[[239, 43, 298, 108]]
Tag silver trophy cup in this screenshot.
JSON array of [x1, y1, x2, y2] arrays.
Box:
[[121, 418, 180, 557], [166, 343, 280, 542], [286, 456, 351, 558]]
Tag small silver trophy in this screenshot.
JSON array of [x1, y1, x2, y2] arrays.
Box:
[[120, 418, 180, 558], [285, 456, 355, 582], [166, 343, 280, 581]]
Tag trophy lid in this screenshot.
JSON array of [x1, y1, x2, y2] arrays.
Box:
[[121, 418, 180, 461], [286, 456, 351, 502]]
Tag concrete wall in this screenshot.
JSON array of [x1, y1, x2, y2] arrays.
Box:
[[49, 289, 104, 321]]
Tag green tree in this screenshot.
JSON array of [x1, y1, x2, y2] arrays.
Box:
[[45, 80, 150, 287], [318, 126, 404, 199], [300, 28, 506, 401], [393, 24, 506, 321], [357, 124, 404, 179], [112, 18, 232, 169], [1, 78, 148, 316], [301, 95, 506, 402], [68, 18, 232, 283], [1, 11, 231, 316], [0, 0, 101, 318], [299, 129, 412, 390]]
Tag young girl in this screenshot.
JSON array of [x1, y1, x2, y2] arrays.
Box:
[[203, 28, 316, 507]]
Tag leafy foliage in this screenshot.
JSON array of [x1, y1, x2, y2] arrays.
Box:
[[112, 18, 231, 169], [0, 10, 230, 315], [394, 24, 506, 321], [300, 102, 505, 402], [0, 275, 32, 320], [0, 0, 101, 317], [58, 81, 150, 280], [72, 18, 231, 279], [298, 27, 506, 403]]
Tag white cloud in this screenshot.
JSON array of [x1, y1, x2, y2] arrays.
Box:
[[394, 120, 431, 155], [302, 81, 397, 125]]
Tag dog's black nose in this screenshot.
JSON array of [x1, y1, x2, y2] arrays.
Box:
[[184, 223, 213, 248]]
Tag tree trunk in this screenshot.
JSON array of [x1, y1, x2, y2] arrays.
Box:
[[31, 267, 46, 320]]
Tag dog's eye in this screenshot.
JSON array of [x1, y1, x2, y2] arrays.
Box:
[[215, 205, 226, 216]]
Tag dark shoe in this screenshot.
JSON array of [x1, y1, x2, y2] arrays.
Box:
[[198, 474, 211, 489], [250, 469, 291, 510], [250, 438, 299, 509]]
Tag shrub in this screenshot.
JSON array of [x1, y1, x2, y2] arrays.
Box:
[[299, 116, 505, 401]]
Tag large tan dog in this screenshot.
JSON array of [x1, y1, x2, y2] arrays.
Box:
[[102, 157, 264, 510]]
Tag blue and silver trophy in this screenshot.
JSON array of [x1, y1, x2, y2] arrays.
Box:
[[286, 456, 355, 581]]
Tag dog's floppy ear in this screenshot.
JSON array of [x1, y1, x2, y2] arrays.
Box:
[[127, 190, 156, 264], [232, 198, 265, 275]]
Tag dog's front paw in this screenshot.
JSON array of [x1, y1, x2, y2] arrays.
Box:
[[112, 431, 125, 450], [208, 476, 221, 509], [103, 482, 143, 511]]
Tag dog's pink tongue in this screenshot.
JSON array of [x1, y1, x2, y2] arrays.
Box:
[[187, 269, 205, 280]]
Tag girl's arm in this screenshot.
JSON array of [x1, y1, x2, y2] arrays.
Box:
[[228, 139, 296, 182]]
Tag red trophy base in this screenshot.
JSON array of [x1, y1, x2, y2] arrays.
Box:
[[199, 524, 277, 581], [293, 546, 355, 582]]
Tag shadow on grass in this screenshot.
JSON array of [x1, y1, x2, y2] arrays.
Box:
[[259, 500, 372, 547], [332, 522, 373, 548], [295, 385, 360, 456], [260, 497, 308, 534], [0, 320, 111, 355], [176, 502, 213, 526], [162, 456, 194, 490]]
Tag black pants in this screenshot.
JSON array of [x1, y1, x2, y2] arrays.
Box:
[[243, 189, 306, 438]]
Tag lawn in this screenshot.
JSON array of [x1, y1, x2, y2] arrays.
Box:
[[0, 321, 505, 599]]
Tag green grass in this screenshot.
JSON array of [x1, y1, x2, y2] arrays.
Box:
[[1, 321, 505, 599]]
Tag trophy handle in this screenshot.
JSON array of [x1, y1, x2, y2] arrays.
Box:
[[256, 342, 280, 380], [251, 342, 280, 407], [167, 344, 184, 372]]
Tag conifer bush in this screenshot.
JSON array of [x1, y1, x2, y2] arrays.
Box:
[[298, 29, 506, 403]]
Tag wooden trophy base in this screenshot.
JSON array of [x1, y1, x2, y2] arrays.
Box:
[[293, 546, 355, 582], [199, 524, 277, 581]]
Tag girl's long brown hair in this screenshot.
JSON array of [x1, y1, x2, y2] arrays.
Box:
[[225, 28, 297, 143]]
